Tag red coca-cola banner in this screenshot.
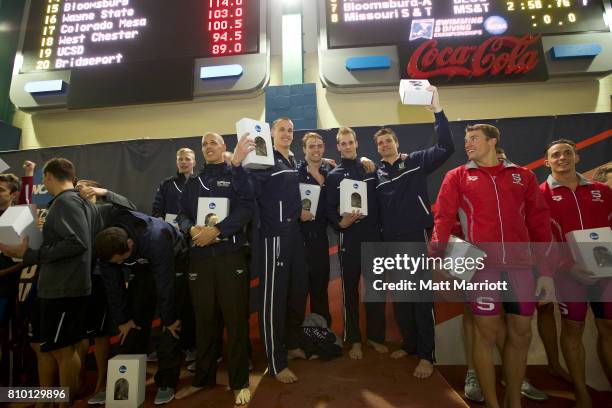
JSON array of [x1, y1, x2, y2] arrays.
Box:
[[399, 35, 549, 84]]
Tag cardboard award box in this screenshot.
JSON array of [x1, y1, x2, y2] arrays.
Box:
[[164, 213, 178, 226], [444, 235, 487, 282], [235, 118, 274, 169], [299, 183, 321, 217], [0, 205, 42, 250], [339, 178, 368, 217], [399, 79, 433, 105], [566, 227, 612, 278], [196, 197, 230, 228], [106, 354, 146, 407]]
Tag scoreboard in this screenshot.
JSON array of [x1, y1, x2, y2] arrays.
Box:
[[20, 0, 260, 72], [319, 0, 612, 90], [11, 0, 268, 110], [326, 0, 609, 49]]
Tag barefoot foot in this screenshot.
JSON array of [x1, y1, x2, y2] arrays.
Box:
[[390, 349, 408, 359], [413, 359, 434, 379], [348, 343, 363, 360], [234, 388, 251, 405], [275, 368, 298, 384]]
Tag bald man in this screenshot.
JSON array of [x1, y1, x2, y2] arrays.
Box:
[[175, 132, 254, 406]]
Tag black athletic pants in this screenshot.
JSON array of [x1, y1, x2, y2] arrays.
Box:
[[189, 248, 250, 390], [119, 267, 184, 389], [386, 230, 436, 363], [259, 228, 308, 375], [338, 230, 385, 344], [302, 228, 332, 326]]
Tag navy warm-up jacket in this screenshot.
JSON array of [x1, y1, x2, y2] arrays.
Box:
[[100, 210, 184, 327], [375, 111, 455, 239], [249, 149, 302, 236], [152, 173, 190, 219], [176, 162, 254, 257]]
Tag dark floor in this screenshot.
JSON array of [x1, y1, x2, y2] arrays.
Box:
[[73, 342, 468, 408]]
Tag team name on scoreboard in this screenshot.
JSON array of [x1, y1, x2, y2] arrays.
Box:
[[36, 0, 147, 70]]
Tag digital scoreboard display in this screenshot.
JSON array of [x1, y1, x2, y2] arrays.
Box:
[[20, 0, 260, 73], [326, 0, 609, 49]]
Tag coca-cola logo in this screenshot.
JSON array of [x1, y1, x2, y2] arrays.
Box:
[[406, 35, 543, 80]]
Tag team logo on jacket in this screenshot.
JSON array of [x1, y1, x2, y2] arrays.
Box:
[[552, 195, 563, 201], [398, 162, 405, 170], [467, 175, 478, 181], [512, 174, 523, 185], [591, 190, 603, 202], [217, 181, 230, 187]]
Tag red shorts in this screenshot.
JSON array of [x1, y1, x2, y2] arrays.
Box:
[[556, 274, 612, 321], [468, 268, 537, 317]]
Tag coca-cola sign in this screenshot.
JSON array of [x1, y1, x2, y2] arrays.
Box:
[[399, 35, 548, 84]]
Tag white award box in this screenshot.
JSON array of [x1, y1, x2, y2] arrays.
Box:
[[399, 79, 433, 105], [106, 354, 146, 407], [566, 227, 612, 278], [444, 235, 487, 282], [235, 118, 274, 169], [299, 183, 321, 218], [196, 197, 229, 228], [339, 178, 368, 217], [164, 213, 177, 226], [0, 205, 42, 250]]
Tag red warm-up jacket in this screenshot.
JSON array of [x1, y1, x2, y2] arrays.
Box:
[[432, 159, 554, 276], [540, 174, 612, 270]]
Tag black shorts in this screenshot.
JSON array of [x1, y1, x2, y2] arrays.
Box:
[[85, 275, 109, 338], [39, 296, 88, 352]]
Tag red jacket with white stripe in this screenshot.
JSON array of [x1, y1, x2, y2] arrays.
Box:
[[539, 174, 612, 269], [432, 159, 554, 276]]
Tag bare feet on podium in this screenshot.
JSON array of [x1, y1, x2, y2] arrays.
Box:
[[234, 388, 251, 405], [413, 359, 434, 379], [390, 349, 408, 359], [367, 339, 389, 353], [348, 343, 363, 360], [175, 385, 205, 399], [287, 348, 307, 360], [275, 367, 298, 383]]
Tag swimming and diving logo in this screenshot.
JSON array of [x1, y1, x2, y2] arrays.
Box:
[[484, 16, 508, 35]]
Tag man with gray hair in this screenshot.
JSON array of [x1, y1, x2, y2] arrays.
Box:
[[175, 132, 254, 406]]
